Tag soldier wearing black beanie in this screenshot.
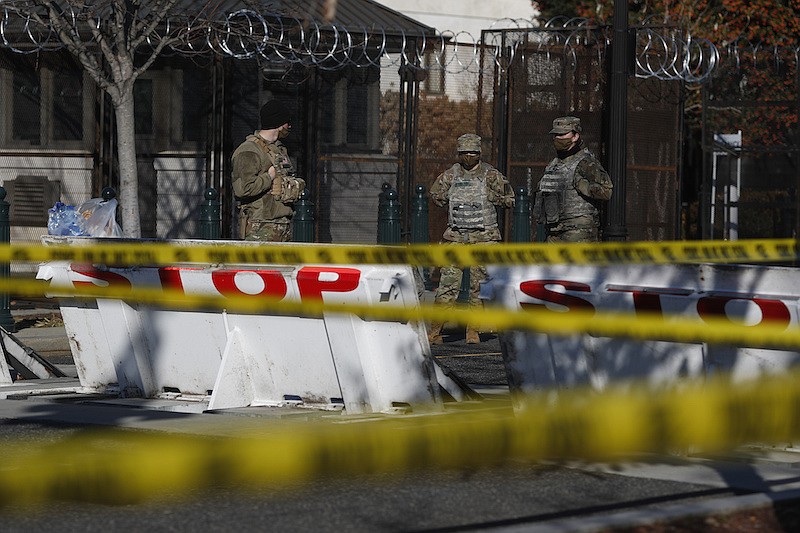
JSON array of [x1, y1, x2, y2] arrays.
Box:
[[230, 100, 305, 241], [260, 100, 292, 130]]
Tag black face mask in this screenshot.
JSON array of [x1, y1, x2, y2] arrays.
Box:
[[459, 153, 480, 169]]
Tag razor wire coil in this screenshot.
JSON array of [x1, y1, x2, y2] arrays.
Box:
[[1, 5, 799, 83]]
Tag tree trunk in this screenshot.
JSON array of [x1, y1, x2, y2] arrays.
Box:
[[112, 87, 142, 238]]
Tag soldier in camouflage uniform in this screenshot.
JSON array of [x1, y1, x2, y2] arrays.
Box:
[[533, 116, 613, 242], [428, 133, 515, 345], [231, 100, 306, 241]]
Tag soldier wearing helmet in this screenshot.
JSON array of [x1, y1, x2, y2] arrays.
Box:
[[427, 133, 515, 345], [533, 116, 613, 242]]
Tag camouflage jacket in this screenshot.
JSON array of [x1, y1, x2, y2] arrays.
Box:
[[430, 162, 514, 243], [231, 132, 305, 221], [535, 148, 612, 229]]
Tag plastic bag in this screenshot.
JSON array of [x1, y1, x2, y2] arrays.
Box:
[[47, 202, 85, 236], [77, 198, 123, 238]]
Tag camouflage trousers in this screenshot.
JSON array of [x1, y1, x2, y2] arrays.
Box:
[[545, 214, 600, 243], [242, 218, 292, 242], [433, 264, 488, 309], [545, 218, 599, 242], [434, 240, 491, 309], [546, 226, 598, 243]]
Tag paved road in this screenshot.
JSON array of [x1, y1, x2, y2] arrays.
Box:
[[4, 316, 800, 531], [2, 415, 800, 532], [0, 420, 738, 533]]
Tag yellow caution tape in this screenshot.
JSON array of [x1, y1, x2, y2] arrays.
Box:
[[6, 276, 800, 349], [2, 237, 799, 267], [1, 371, 799, 506]]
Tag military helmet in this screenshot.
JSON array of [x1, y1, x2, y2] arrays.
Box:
[[457, 133, 482, 153], [549, 116, 582, 134]]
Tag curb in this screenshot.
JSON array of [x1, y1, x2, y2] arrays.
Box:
[[522, 489, 800, 533]]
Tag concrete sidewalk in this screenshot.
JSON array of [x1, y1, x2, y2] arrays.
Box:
[[8, 306, 74, 377], [11, 324, 71, 358]]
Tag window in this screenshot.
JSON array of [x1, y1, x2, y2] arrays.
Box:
[[182, 68, 209, 143], [134, 79, 154, 135], [12, 70, 40, 144], [319, 67, 381, 151], [52, 69, 84, 141], [0, 54, 94, 150], [0, 53, 209, 153], [134, 66, 210, 152]]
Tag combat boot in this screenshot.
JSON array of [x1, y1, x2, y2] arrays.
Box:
[[428, 323, 444, 345], [465, 327, 480, 344]]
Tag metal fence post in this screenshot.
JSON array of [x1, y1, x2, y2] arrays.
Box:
[[199, 188, 221, 240], [378, 188, 401, 244], [293, 189, 315, 243], [511, 186, 531, 242], [0, 187, 14, 331]]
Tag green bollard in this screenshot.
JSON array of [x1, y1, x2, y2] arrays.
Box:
[[410, 184, 434, 290], [410, 184, 428, 244], [378, 182, 392, 207], [378, 188, 401, 244], [199, 188, 221, 240], [293, 189, 315, 243], [376, 182, 392, 242], [511, 186, 531, 242], [0, 187, 14, 331]]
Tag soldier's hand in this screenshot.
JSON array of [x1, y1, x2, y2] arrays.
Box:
[[271, 173, 283, 196]]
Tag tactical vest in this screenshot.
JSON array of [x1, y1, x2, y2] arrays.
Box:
[[231, 134, 297, 220], [534, 148, 598, 224], [447, 162, 498, 230]]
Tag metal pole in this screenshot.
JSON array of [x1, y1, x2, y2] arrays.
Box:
[[700, 81, 711, 239], [0, 187, 14, 331], [604, 0, 629, 242]]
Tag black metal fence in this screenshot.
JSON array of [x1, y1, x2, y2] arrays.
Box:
[[695, 51, 800, 241]]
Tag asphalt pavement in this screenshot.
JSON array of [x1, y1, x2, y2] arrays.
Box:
[[4, 305, 800, 531]]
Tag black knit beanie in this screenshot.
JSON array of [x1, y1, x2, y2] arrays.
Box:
[[260, 101, 291, 130]]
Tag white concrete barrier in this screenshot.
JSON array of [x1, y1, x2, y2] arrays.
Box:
[[484, 263, 800, 394], [37, 238, 467, 414]]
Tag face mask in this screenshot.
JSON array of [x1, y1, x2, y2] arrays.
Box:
[[278, 126, 290, 139], [553, 137, 574, 151], [459, 153, 480, 169]]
